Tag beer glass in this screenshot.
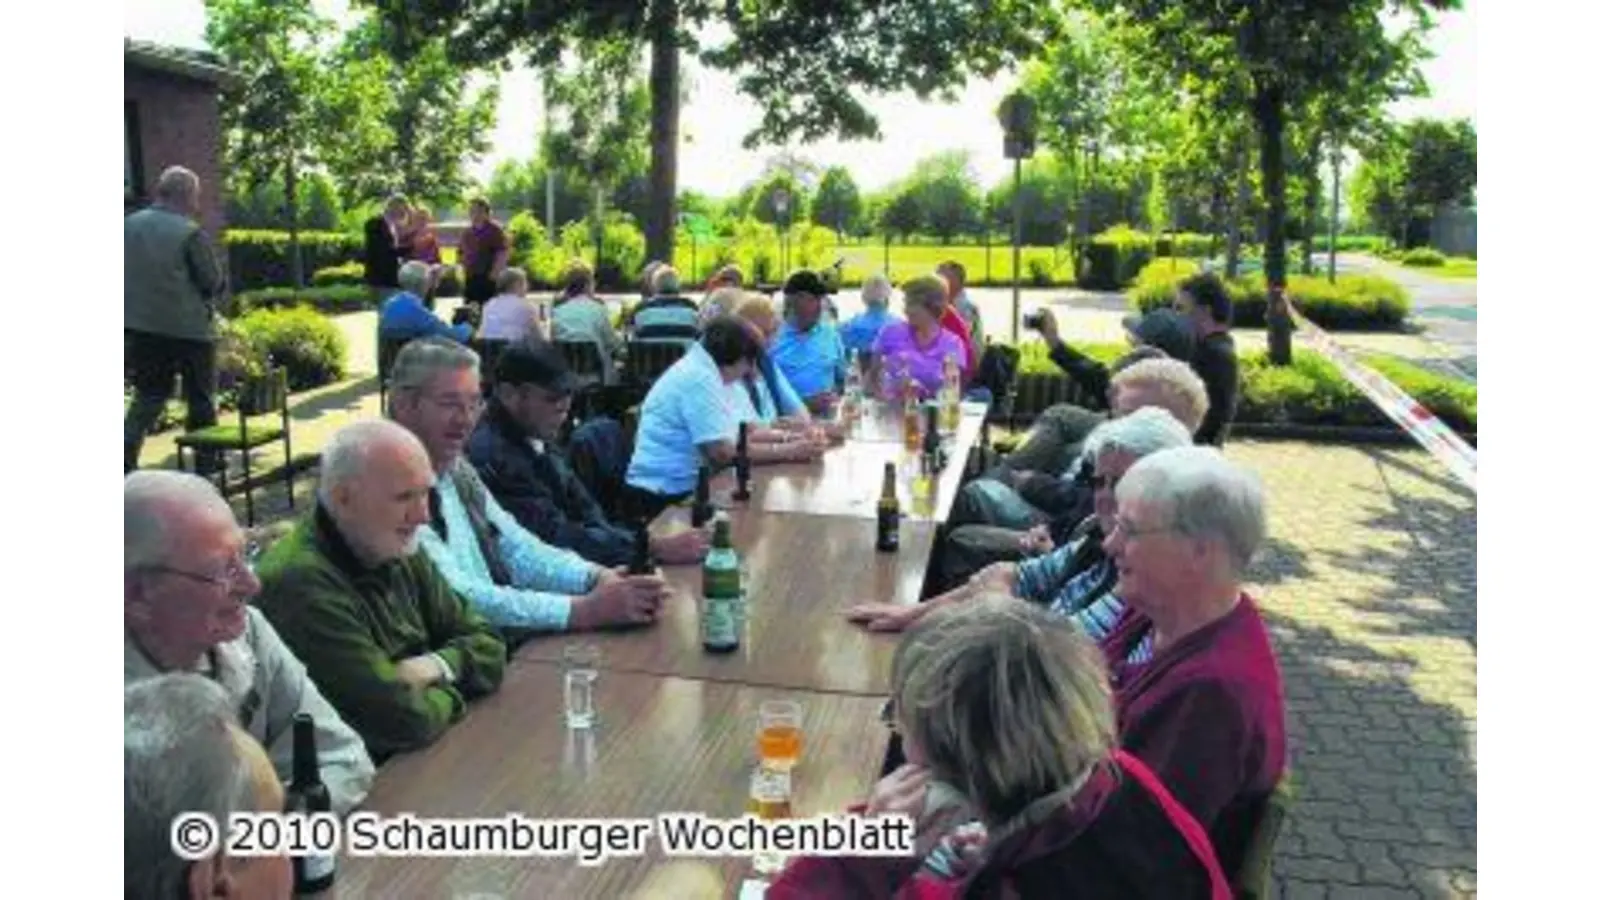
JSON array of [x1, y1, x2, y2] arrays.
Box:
[[757, 700, 803, 772]]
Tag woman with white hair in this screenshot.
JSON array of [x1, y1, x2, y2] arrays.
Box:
[[769, 597, 1231, 898], [378, 260, 473, 343], [849, 406, 1192, 640], [1100, 446, 1287, 881], [840, 273, 902, 356]]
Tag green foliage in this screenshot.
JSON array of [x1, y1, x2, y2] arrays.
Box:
[[1131, 257, 1410, 331], [1314, 234, 1390, 254], [1399, 247, 1445, 267], [1351, 117, 1475, 245], [1080, 225, 1155, 289], [228, 285, 374, 317], [221, 230, 362, 292], [540, 38, 650, 206], [903, 151, 984, 243], [811, 167, 863, 236], [231, 306, 349, 391], [310, 262, 365, 287], [1013, 340, 1473, 432]]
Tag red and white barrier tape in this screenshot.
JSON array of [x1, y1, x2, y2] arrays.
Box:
[[1285, 301, 1477, 492]]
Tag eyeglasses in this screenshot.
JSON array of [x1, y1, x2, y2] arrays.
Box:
[[143, 543, 260, 588]]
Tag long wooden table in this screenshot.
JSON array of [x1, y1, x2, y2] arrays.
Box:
[[330, 402, 991, 898], [520, 512, 936, 694], [334, 665, 889, 898]]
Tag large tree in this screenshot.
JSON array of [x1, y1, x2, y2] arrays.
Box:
[[1084, 0, 1450, 364], [388, 1, 1061, 267], [812, 166, 864, 239], [904, 151, 985, 243]]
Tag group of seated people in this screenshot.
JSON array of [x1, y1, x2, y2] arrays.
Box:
[[126, 261, 1278, 898]]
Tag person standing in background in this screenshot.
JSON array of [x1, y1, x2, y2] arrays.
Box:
[[459, 198, 509, 314], [125, 166, 227, 475]]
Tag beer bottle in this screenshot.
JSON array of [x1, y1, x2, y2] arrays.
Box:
[[876, 463, 900, 553], [628, 519, 654, 575], [701, 513, 742, 653], [691, 465, 713, 527], [286, 713, 335, 893], [733, 422, 752, 501]]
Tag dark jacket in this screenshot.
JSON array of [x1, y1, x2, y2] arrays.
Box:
[[465, 402, 640, 568], [362, 215, 406, 288], [767, 751, 1230, 899], [1191, 332, 1240, 447]]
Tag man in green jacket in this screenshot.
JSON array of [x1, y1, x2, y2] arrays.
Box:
[[255, 419, 506, 762], [125, 165, 227, 474]]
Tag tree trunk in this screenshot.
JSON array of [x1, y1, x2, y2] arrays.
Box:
[[1225, 137, 1248, 279], [644, 0, 681, 266], [1254, 82, 1293, 365], [592, 181, 606, 273], [1072, 144, 1089, 280], [1329, 139, 1342, 284], [285, 157, 304, 290], [1300, 133, 1320, 276]]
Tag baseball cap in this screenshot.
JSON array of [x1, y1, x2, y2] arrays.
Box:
[[1121, 308, 1196, 362], [493, 340, 577, 394], [782, 269, 833, 297]]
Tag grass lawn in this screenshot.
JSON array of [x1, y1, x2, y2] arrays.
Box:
[[1397, 254, 1476, 280]]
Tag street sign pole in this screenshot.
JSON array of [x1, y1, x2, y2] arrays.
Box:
[[999, 92, 1037, 342]]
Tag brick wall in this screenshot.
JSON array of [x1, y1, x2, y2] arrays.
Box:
[[124, 64, 225, 237]]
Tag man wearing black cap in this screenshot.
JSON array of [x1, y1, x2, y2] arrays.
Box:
[[467, 340, 711, 569], [770, 269, 848, 415], [1172, 272, 1240, 447]]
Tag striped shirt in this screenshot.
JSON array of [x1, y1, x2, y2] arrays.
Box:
[[631, 295, 701, 345], [1013, 537, 1151, 664]]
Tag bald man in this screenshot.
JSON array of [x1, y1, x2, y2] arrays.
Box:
[[124, 470, 374, 815], [125, 165, 227, 474], [126, 673, 293, 900], [253, 420, 506, 762]]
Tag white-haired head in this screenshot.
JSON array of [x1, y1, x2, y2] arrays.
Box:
[[1117, 446, 1266, 577], [861, 273, 893, 307], [1086, 406, 1194, 466], [1109, 357, 1210, 434], [398, 260, 432, 296], [125, 673, 277, 899], [317, 419, 428, 506], [125, 470, 232, 573], [317, 419, 435, 564], [154, 166, 200, 215]]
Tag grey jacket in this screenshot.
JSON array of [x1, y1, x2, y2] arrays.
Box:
[[124, 606, 376, 816], [125, 206, 225, 342]]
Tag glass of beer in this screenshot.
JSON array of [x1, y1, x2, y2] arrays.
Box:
[[757, 700, 803, 772], [747, 766, 793, 876]]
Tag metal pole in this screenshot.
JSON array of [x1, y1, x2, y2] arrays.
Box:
[[1011, 156, 1022, 342], [544, 103, 555, 232]]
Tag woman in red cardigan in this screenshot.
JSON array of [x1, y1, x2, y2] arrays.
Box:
[[1098, 445, 1288, 881], [767, 596, 1232, 899]]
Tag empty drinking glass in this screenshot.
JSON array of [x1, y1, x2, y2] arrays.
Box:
[[562, 644, 600, 729]]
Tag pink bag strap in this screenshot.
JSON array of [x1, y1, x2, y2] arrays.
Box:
[[1112, 750, 1233, 900]]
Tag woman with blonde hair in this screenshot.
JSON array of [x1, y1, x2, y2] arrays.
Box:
[[769, 596, 1231, 898]]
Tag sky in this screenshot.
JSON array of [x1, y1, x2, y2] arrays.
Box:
[[126, 0, 1475, 196]]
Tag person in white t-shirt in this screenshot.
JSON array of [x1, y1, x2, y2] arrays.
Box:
[[478, 268, 543, 342]]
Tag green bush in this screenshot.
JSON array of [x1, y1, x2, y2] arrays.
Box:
[[1153, 232, 1214, 259], [311, 262, 364, 287], [1012, 340, 1474, 432], [1399, 247, 1446, 267], [222, 230, 362, 292], [1080, 224, 1154, 290], [229, 285, 375, 317], [232, 306, 348, 391], [1131, 257, 1409, 331], [1314, 234, 1390, 254]]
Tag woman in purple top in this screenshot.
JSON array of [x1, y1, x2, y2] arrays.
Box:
[[870, 274, 967, 401]]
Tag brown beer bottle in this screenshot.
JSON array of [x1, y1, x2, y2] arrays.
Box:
[[876, 463, 900, 553]]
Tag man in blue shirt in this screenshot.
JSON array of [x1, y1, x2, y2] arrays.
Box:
[[387, 338, 668, 639], [378, 261, 472, 343], [624, 316, 823, 518], [769, 270, 846, 415], [839, 272, 902, 355], [467, 340, 710, 568]]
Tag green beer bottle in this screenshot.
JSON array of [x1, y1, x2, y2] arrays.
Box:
[[701, 513, 741, 653]]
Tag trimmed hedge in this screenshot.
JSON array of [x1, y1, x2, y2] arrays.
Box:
[[311, 262, 364, 286], [1010, 340, 1474, 433], [230, 306, 348, 392], [1079, 226, 1213, 290], [228, 285, 375, 317], [222, 230, 362, 292], [1398, 247, 1446, 267], [1130, 257, 1410, 332]]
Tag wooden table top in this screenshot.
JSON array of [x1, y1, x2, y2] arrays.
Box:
[[523, 512, 934, 695], [334, 665, 889, 899]]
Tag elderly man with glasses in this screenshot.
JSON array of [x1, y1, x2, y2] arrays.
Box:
[[124, 471, 374, 815], [387, 338, 671, 640]]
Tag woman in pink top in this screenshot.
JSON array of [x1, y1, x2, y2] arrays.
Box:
[[871, 274, 968, 401]]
